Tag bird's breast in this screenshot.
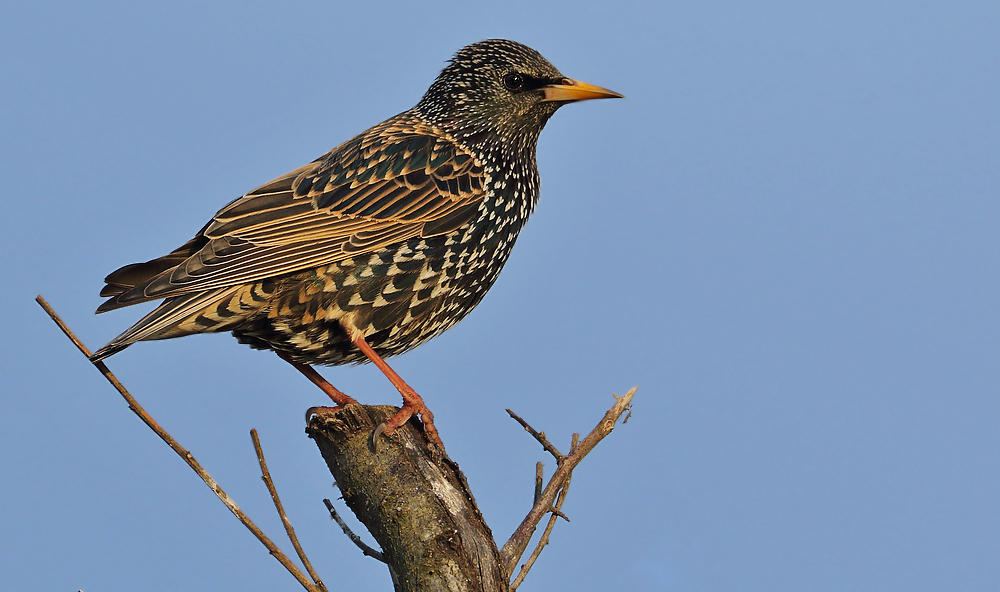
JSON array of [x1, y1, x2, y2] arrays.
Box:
[[235, 188, 534, 365]]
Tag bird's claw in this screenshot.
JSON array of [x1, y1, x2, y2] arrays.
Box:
[[369, 422, 389, 452], [306, 405, 349, 423]]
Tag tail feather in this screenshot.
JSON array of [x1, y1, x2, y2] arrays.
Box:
[[96, 235, 208, 312], [90, 286, 248, 361]]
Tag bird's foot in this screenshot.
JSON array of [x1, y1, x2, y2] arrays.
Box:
[[372, 394, 444, 450], [340, 322, 445, 451]]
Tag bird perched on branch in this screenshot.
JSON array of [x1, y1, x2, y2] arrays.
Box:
[[91, 39, 622, 448]]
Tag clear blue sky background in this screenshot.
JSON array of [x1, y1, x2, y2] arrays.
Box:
[[2, 1, 998, 591]]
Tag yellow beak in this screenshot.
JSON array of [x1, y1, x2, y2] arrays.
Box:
[[540, 78, 624, 103]]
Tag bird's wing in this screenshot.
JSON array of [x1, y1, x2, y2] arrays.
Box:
[[99, 117, 487, 310]]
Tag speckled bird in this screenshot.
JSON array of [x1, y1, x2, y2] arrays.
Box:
[[91, 39, 622, 448]]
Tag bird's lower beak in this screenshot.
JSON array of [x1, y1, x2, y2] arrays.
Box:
[[539, 78, 624, 103]]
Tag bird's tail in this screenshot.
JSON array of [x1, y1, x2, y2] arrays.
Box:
[[90, 285, 250, 361]]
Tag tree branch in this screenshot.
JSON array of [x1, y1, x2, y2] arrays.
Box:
[[36, 295, 322, 592], [251, 429, 328, 592], [499, 388, 637, 578], [510, 471, 573, 591], [506, 409, 564, 460], [322, 498, 387, 563], [308, 405, 507, 592]]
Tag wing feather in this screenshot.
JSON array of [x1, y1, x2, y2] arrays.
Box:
[[98, 114, 487, 309]]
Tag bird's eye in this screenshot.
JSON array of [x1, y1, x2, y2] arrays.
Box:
[[503, 72, 525, 91]]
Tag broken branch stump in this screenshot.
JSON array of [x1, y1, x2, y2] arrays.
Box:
[[307, 405, 507, 592]]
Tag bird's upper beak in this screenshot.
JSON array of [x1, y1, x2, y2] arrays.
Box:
[[539, 78, 624, 103]]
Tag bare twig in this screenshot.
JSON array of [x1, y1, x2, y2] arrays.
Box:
[[251, 429, 328, 592], [500, 387, 637, 578], [36, 295, 321, 592], [510, 432, 581, 589], [510, 472, 574, 591], [322, 498, 387, 562], [533, 462, 543, 506], [506, 409, 563, 460]]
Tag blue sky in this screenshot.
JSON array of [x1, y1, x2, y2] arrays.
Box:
[[2, 1, 998, 591]]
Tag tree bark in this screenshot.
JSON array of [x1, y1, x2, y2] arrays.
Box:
[[307, 405, 507, 592]]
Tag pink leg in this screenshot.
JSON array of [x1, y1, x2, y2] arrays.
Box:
[[345, 328, 444, 449], [277, 351, 359, 409]]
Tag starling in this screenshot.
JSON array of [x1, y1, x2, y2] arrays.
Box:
[[91, 39, 622, 448]]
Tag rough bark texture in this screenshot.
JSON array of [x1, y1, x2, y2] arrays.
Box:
[[307, 405, 507, 592]]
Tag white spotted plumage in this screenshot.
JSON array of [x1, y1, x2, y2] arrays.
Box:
[[91, 39, 620, 367]]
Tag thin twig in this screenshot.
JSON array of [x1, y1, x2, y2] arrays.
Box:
[[251, 429, 328, 592], [500, 387, 637, 578], [511, 432, 581, 589], [549, 508, 570, 522], [322, 499, 386, 563], [509, 472, 574, 591], [533, 462, 543, 506], [36, 295, 321, 592], [506, 409, 563, 460]]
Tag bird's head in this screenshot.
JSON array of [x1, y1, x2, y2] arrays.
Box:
[[416, 39, 622, 150]]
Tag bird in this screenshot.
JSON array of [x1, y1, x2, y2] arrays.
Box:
[[91, 39, 622, 449]]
